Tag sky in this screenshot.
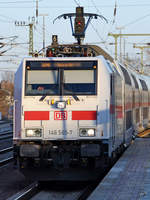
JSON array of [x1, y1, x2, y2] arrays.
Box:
[[0, 0, 150, 76]]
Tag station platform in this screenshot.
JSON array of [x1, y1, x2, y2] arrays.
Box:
[[88, 138, 150, 200]]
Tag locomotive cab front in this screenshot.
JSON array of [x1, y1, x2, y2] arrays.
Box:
[[14, 57, 117, 181]]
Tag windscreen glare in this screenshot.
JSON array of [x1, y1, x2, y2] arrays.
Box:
[[25, 60, 97, 95]]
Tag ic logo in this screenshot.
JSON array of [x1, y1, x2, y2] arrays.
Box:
[[54, 111, 67, 120]]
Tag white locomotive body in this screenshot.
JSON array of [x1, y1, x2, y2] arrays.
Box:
[[13, 56, 150, 181]]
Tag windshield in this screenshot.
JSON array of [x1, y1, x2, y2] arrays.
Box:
[[25, 60, 97, 96]]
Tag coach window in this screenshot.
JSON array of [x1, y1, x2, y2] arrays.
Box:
[[143, 107, 148, 119], [126, 111, 132, 130], [139, 79, 148, 120], [136, 108, 140, 123], [131, 74, 139, 89], [139, 79, 148, 91], [120, 65, 131, 85], [139, 79, 148, 121]]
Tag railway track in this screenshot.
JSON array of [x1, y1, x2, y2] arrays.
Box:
[[0, 120, 12, 133], [0, 146, 13, 154], [0, 156, 14, 167], [0, 146, 13, 167], [7, 182, 39, 200], [0, 130, 13, 140], [0, 124, 13, 167], [7, 181, 100, 200]]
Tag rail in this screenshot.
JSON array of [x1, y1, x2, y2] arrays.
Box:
[[0, 147, 13, 154], [0, 157, 13, 167], [0, 131, 13, 140], [0, 121, 12, 133], [7, 182, 39, 200]]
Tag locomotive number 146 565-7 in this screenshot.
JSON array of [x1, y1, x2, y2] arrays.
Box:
[[48, 130, 73, 135]]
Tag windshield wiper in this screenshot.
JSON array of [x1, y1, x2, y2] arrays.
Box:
[[72, 95, 80, 101], [63, 85, 80, 101], [39, 95, 47, 101]]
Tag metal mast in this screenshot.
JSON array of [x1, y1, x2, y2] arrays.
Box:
[[133, 44, 150, 73], [15, 17, 35, 56], [39, 14, 48, 56]]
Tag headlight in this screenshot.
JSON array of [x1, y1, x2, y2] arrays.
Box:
[[79, 128, 95, 137], [87, 129, 95, 137], [25, 129, 42, 137]]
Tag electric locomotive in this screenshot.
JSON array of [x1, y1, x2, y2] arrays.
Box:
[[13, 7, 150, 181]]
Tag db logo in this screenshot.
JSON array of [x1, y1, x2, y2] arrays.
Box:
[[54, 111, 67, 120]]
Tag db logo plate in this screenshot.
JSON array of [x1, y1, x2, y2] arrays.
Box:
[[54, 111, 67, 120]]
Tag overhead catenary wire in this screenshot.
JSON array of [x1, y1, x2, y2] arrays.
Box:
[[0, 14, 17, 24], [1, 3, 150, 9], [37, 19, 67, 44], [123, 12, 150, 28], [88, 0, 114, 51], [0, 18, 14, 23], [89, 23, 109, 50], [90, 0, 102, 15], [89, 0, 107, 42], [0, 14, 33, 53], [73, 0, 80, 7], [104, 1, 117, 43], [0, 1, 150, 69], [0, 0, 43, 4], [119, 10, 150, 46]]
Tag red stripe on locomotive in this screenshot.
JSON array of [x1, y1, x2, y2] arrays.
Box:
[[24, 111, 49, 120], [72, 111, 97, 120]]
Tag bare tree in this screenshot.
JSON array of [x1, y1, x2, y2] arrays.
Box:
[[1, 71, 14, 83], [0, 71, 14, 118]]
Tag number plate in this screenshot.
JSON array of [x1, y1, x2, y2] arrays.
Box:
[[49, 130, 73, 135]]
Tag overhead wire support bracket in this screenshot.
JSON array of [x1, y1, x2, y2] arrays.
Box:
[[108, 32, 150, 60]]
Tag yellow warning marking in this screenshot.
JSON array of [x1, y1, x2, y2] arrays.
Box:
[[137, 129, 150, 138]]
